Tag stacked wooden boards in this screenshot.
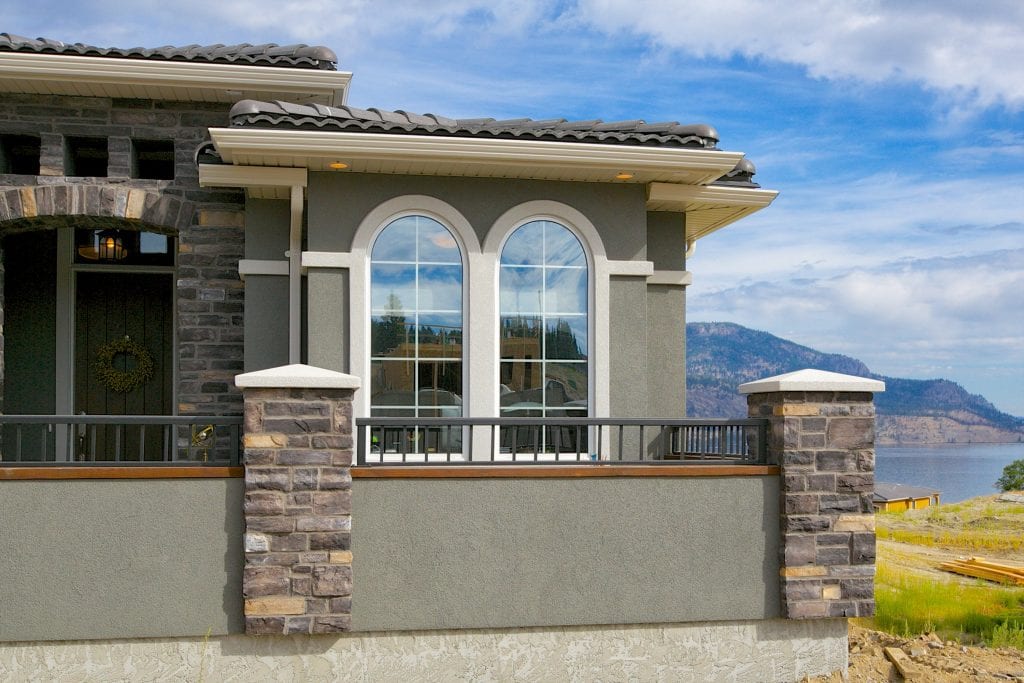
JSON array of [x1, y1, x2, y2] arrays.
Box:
[[939, 556, 1024, 585]]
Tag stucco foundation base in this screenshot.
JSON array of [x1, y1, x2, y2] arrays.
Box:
[[0, 618, 847, 682]]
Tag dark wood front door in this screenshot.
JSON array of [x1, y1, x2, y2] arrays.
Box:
[[74, 272, 173, 459]]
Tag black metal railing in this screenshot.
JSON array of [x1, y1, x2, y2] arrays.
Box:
[[356, 417, 769, 466], [0, 415, 242, 466]]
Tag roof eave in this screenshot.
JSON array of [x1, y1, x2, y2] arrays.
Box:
[[646, 182, 779, 240], [206, 127, 744, 186], [0, 51, 351, 105]]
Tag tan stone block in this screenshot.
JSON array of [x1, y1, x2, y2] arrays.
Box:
[[199, 209, 245, 227], [822, 585, 842, 600], [245, 597, 306, 616], [834, 514, 875, 532], [125, 189, 146, 219], [330, 551, 353, 565], [781, 566, 827, 577], [244, 433, 287, 448], [19, 188, 37, 217], [775, 404, 821, 416]]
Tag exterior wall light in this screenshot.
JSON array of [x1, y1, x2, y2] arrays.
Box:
[[328, 161, 349, 170], [77, 229, 129, 261], [615, 171, 634, 180]]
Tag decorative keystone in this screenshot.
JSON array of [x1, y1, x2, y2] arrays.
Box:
[[743, 368, 884, 620]]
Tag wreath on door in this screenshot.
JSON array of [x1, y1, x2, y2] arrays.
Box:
[[94, 336, 155, 393]]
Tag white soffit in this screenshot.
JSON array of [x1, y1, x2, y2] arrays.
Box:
[[207, 128, 744, 184], [0, 52, 350, 105], [198, 164, 307, 200], [646, 183, 779, 241]]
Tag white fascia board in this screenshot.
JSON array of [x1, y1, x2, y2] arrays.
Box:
[[199, 164, 307, 189], [647, 182, 779, 209], [0, 52, 351, 103], [208, 128, 744, 182]]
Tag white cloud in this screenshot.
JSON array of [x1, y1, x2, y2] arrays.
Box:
[[576, 0, 1024, 110]]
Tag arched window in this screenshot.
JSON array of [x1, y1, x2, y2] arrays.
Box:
[[369, 215, 463, 418], [499, 219, 588, 418]]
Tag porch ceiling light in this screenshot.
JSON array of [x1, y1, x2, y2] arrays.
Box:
[[615, 171, 634, 180], [78, 229, 129, 262], [328, 161, 349, 170]]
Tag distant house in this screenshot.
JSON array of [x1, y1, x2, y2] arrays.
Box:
[[0, 32, 885, 682], [874, 482, 941, 511]]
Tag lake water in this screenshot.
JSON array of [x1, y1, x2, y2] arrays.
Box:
[[876, 443, 1024, 504]]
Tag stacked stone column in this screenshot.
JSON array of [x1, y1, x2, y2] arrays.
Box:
[[235, 365, 360, 635], [741, 370, 884, 619]]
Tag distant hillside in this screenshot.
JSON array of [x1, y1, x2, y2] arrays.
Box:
[[686, 322, 1024, 445]]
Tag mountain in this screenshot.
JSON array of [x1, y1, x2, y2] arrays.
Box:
[[686, 322, 1024, 445]]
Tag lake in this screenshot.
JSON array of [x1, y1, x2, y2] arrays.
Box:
[[876, 443, 1024, 504]]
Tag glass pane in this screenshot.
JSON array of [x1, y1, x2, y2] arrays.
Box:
[[545, 363, 588, 410], [418, 313, 462, 359], [500, 361, 544, 408], [500, 266, 542, 315], [544, 268, 586, 314], [417, 362, 462, 409], [500, 221, 544, 265], [546, 316, 587, 359], [139, 232, 168, 254], [371, 315, 414, 357], [418, 265, 462, 312], [371, 216, 418, 262], [370, 360, 416, 406], [370, 265, 415, 313], [417, 218, 461, 264], [545, 223, 585, 266], [500, 315, 542, 359]]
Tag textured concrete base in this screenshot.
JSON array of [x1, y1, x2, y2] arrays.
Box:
[[0, 618, 847, 682]]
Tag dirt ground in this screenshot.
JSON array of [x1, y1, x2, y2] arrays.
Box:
[[807, 623, 1024, 682]]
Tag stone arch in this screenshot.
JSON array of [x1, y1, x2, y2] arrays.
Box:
[[0, 185, 193, 236]]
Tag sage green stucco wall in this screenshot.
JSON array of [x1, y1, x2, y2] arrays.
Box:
[[609, 275, 648, 419], [0, 479, 244, 642], [351, 475, 781, 632], [306, 173, 648, 260], [646, 284, 687, 416]]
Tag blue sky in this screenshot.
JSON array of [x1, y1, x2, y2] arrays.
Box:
[[6, 1, 1023, 415]]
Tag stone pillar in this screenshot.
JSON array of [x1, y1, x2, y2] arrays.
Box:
[[740, 369, 885, 620], [235, 364, 361, 635]]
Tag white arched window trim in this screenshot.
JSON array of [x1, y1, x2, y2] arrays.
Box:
[[350, 196, 480, 418], [483, 201, 609, 419]]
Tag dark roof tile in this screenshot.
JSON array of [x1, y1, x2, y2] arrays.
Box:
[[227, 99, 721, 149], [0, 33, 336, 70]]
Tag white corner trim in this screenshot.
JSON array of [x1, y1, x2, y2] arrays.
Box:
[[199, 164, 307, 189], [738, 369, 886, 394], [235, 363, 361, 389], [238, 259, 289, 279], [604, 260, 654, 277], [302, 251, 353, 269], [648, 270, 693, 286]]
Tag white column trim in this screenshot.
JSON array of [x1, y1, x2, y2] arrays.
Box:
[[648, 270, 693, 286], [605, 260, 654, 277], [301, 251, 353, 269], [238, 259, 289, 279]]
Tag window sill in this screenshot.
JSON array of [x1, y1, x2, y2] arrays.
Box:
[[0, 466, 243, 480], [352, 464, 780, 478]]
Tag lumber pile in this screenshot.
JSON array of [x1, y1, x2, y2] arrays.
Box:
[[938, 556, 1024, 585]]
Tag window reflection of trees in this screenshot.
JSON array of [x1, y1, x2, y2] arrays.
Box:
[[370, 216, 463, 421], [499, 220, 588, 419]]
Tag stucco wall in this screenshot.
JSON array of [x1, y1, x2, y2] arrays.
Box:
[[0, 479, 244, 642], [351, 475, 781, 632], [306, 172, 649, 260]]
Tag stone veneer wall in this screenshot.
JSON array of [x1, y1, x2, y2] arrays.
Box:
[[240, 383, 355, 634], [747, 389, 877, 619], [0, 93, 245, 415]]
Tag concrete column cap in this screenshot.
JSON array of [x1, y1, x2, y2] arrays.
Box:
[[235, 363, 361, 389], [738, 368, 885, 394]]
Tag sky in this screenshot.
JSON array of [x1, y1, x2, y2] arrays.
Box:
[[5, 1, 1023, 415]]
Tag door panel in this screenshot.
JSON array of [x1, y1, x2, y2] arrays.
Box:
[[74, 272, 173, 460]]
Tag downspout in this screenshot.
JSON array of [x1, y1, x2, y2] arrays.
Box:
[[684, 239, 696, 260], [288, 184, 303, 364]]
